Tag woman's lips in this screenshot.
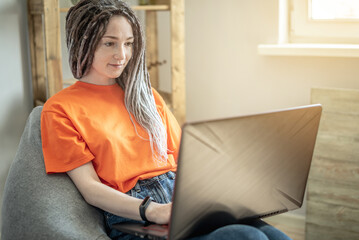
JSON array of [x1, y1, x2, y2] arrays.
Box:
[[109, 63, 124, 69]]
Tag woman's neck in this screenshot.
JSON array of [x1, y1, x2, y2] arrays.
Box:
[[79, 76, 116, 86]]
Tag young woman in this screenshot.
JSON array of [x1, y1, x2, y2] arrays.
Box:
[[41, 1, 292, 239]]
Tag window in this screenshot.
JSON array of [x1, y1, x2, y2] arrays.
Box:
[[290, 0, 359, 43], [311, 0, 359, 20]]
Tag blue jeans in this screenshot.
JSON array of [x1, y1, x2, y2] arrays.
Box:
[[104, 171, 292, 240]]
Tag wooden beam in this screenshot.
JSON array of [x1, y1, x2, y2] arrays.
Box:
[[35, 100, 45, 106], [28, 0, 44, 15], [27, 4, 37, 107], [155, 0, 169, 4], [146, 11, 160, 90], [133, 5, 169, 11], [158, 90, 172, 109], [169, 0, 186, 125], [31, 14, 47, 104], [43, 0, 63, 98], [60, 5, 170, 13]]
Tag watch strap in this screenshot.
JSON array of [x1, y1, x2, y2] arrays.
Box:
[[139, 196, 152, 222]]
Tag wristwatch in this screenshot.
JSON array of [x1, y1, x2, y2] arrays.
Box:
[[139, 196, 153, 222]]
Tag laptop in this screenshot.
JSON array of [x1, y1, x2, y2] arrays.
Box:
[[113, 104, 322, 240]]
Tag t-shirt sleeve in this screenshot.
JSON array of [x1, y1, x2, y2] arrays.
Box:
[[152, 89, 182, 162], [41, 110, 94, 174]]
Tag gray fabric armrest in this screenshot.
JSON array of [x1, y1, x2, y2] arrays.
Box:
[[1, 106, 110, 240]]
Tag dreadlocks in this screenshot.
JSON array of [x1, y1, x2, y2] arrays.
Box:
[[66, 0, 168, 163]]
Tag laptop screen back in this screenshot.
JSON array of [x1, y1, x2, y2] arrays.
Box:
[[169, 105, 322, 239]]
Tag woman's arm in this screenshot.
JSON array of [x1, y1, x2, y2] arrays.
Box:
[[67, 161, 172, 224]]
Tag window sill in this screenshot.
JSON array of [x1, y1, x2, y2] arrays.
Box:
[[257, 43, 359, 57]]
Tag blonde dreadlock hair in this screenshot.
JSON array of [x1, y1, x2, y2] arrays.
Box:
[[66, 0, 168, 163]]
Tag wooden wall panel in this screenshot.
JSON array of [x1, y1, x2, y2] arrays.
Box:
[[311, 88, 359, 114], [306, 222, 359, 240], [28, 0, 62, 105], [43, 0, 63, 97], [32, 14, 47, 104], [28, 0, 185, 120], [170, 0, 186, 125], [306, 88, 359, 240], [308, 179, 359, 209], [146, 11, 159, 90]]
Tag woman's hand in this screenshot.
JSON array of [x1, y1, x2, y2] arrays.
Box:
[[67, 161, 173, 224], [146, 202, 172, 225]]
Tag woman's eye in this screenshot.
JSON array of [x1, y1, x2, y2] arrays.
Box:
[[125, 42, 134, 47], [104, 42, 114, 47]]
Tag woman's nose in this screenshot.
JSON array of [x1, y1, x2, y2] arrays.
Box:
[[114, 46, 125, 60]]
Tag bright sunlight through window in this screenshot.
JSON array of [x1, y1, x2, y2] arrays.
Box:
[[311, 0, 359, 20]]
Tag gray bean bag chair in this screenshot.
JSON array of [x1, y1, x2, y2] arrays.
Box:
[[1, 106, 110, 240]]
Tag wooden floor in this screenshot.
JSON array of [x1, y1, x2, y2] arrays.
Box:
[[265, 214, 305, 240]]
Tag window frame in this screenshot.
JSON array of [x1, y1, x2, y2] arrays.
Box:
[[290, 0, 359, 44]]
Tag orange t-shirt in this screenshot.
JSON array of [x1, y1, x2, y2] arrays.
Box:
[[41, 81, 181, 193]]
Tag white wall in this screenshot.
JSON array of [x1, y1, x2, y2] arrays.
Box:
[[184, 0, 359, 217], [185, 0, 359, 122], [0, 0, 33, 229]]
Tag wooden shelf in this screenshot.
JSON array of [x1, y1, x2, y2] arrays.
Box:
[[28, 0, 186, 125], [60, 5, 170, 13], [132, 5, 170, 11]]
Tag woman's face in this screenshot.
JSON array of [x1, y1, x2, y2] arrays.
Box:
[[83, 15, 134, 85]]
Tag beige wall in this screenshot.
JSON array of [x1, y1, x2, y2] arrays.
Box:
[[183, 0, 359, 217], [185, 0, 359, 122]]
